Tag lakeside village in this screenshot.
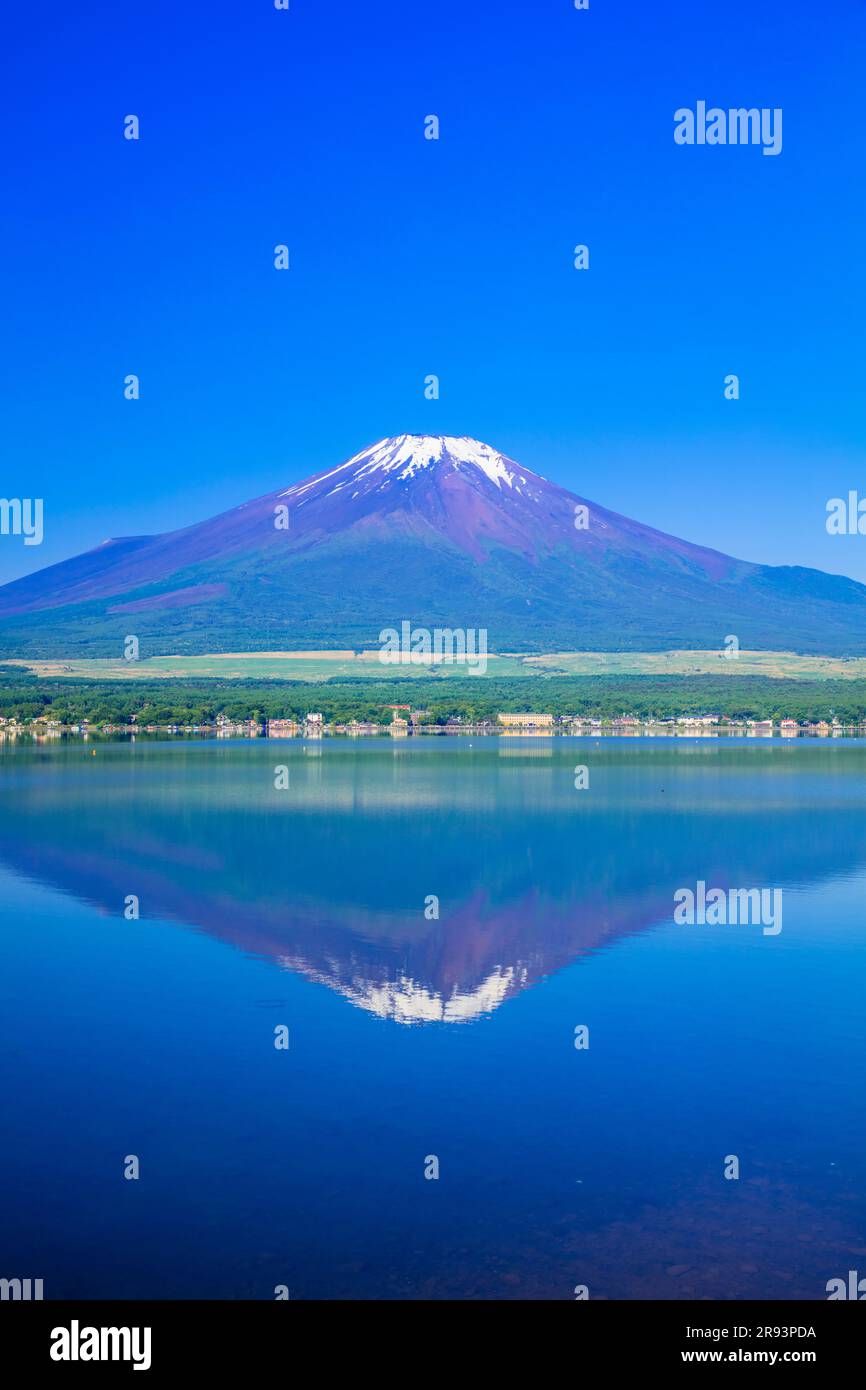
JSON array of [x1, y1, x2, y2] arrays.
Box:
[[1, 709, 864, 741]]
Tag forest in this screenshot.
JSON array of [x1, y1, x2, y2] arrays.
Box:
[[1, 668, 864, 726]]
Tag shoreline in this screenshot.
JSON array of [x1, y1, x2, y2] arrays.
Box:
[[2, 724, 864, 742]]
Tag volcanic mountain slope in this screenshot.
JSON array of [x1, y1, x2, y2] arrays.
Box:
[[2, 433, 865, 656]]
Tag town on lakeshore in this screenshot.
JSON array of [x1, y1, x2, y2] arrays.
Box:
[[1, 708, 862, 740]]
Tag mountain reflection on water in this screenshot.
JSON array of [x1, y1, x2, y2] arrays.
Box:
[[2, 737, 866, 1023], [3, 736, 866, 1300]]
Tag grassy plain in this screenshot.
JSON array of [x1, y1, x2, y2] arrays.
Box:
[[7, 649, 866, 682]]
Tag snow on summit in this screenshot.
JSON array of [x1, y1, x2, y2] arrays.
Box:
[[284, 434, 541, 502], [342, 435, 524, 489]]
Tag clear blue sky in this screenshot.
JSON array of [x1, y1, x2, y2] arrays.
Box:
[[1, 0, 863, 584]]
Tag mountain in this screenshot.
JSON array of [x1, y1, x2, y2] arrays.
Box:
[[2, 433, 865, 657]]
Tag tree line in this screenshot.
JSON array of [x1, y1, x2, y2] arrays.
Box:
[[1, 670, 865, 726]]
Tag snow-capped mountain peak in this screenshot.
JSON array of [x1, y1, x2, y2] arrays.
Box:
[[3, 429, 866, 659], [283, 434, 541, 504]]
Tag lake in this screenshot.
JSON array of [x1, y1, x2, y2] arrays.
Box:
[[1, 736, 865, 1299]]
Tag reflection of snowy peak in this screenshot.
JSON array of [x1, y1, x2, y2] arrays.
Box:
[[1, 741, 864, 1026], [277, 956, 529, 1024]]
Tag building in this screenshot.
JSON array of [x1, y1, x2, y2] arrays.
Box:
[[386, 704, 410, 735], [497, 712, 555, 730]]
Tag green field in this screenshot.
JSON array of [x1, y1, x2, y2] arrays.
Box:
[[8, 649, 866, 682]]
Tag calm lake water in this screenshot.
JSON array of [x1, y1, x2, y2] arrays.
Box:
[[1, 737, 865, 1300]]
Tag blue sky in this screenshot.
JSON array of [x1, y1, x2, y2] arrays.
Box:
[[1, 0, 864, 584]]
